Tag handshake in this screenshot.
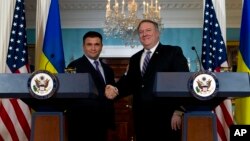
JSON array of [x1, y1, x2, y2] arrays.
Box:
[[105, 85, 119, 100]]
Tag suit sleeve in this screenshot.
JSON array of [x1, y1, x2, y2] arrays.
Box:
[[168, 46, 189, 113], [172, 47, 189, 72]]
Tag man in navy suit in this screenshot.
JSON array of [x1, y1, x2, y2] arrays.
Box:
[[107, 19, 189, 141], [66, 31, 117, 141]]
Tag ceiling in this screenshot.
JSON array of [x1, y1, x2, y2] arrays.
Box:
[[25, 0, 242, 28]]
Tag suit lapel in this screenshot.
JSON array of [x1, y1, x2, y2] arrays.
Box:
[[136, 50, 144, 77]]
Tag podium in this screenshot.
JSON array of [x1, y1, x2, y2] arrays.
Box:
[[0, 73, 98, 141], [153, 72, 250, 141]]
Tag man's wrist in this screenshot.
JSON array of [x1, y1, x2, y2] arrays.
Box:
[[173, 110, 184, 116]]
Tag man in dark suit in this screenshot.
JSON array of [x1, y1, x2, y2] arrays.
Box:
[[66, 31, 117, 141], [107, 19, 189, 141]]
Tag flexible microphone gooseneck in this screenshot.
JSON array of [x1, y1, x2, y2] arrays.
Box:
[[45, 54, 55, 70], [191, 46, 203, 71]]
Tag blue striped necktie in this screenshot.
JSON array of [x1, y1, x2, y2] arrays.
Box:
[[94, 61, 105, 83], [142, 50, 151, 76]]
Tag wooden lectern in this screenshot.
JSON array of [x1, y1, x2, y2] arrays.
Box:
[[0, 73, 98, 141], [153, 72, 250, 141]]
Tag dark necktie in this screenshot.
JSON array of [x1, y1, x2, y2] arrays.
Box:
[[94, 61, 105, 83], [142, 50, 151, 76]]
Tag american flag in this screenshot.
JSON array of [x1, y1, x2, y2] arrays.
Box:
[[201, 0, 233, 141], [0, 0, 31, 140], [6, 0, 29, 73]]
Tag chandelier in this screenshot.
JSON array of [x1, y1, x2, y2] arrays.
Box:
[[103, 0, 163, 48]]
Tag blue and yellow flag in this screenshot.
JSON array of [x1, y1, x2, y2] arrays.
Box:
[[36, 0, 65, 73], [235, 0, 250, 125]]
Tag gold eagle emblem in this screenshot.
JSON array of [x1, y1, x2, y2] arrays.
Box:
[[34, 75, 50, 91], [196, 77, 211, 93]]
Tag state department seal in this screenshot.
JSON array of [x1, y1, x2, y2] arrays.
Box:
[[27, 70, 59, 99], [188, 71, 219, 100]]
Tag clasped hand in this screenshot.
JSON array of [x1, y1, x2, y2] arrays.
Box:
[[105, 85, 119, 100]]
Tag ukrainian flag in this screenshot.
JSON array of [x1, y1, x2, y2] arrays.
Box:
[[35, 0, 65, 73], [235, 0, 250, 125]]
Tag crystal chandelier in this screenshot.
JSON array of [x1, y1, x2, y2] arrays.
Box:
[[103, 0, 163, 48]]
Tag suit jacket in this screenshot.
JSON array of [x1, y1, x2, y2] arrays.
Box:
[[118, 43, 189, 104], [66, 55, 115, 128], [117, 43, 189, 140]]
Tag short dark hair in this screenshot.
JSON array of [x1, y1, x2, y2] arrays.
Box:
[[83, 31, 103, 44], [137, 19, 159, 31]]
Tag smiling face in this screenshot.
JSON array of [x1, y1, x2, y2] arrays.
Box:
[[138, 21, 160, 49], [83, 37, 103, 60]]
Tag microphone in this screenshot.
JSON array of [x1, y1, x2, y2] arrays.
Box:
[[45, 54, 55, 70], [191, 46, 203, 71]]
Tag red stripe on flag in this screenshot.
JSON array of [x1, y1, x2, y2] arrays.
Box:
[[216, 115, 227, 141], [0, 101, 19, 141], [220, 102, 234, 126], [214, 100, 233, 141], [10, 99, 31, 140], [15, 70, 20, 73], [0, 135, 3, 141], [214, 67, 221, 72]]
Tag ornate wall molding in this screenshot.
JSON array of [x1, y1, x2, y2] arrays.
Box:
[[25, 0, 242, 28]]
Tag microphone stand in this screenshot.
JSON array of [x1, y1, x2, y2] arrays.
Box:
[[191, 46, 203, 72]]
